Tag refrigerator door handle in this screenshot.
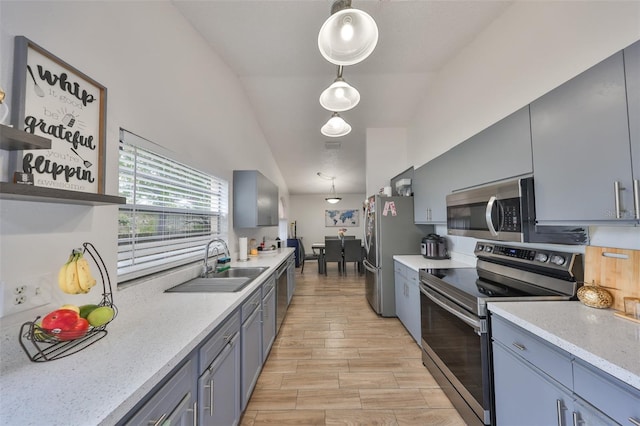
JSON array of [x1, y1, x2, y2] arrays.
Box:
[[363, 258, 379, 273]]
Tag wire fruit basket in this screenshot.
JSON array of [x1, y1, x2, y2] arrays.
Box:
[[18, 242, 118, 362]]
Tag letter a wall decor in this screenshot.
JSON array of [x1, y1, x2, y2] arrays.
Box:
[[11, 36, 106, 194]]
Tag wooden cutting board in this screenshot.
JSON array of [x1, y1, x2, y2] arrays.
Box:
[[584, 246, 640, 313]]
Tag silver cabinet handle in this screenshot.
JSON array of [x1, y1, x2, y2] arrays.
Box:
[[192, 401, 197, 426], [573, 411, 581, 426], [633, 179, 640, 220], [614, 181, 626, 219], [149, 413, 167, 426], [511, 342, 526, 351], [485, 196, 499, 236], [629, 418, 640, 426], [209, 379, 214, 416], [556, 399, 565, 426]]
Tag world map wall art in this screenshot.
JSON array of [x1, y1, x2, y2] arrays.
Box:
[[325, 209, 359, 227]]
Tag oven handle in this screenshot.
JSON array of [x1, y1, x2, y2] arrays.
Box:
[[420, 285, 482, 332], [485, 196, 499, 236]]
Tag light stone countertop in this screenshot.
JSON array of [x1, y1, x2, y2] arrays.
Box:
[[0, 248, 294, 426], [393, 253, 476, 271], [489, 301, 640, 390]]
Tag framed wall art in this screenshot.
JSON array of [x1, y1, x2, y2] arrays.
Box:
[[11, 36, 107, 194], [325, 209, 359, 227]]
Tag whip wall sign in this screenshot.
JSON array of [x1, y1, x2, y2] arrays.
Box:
[[12, 36, 106, 194]]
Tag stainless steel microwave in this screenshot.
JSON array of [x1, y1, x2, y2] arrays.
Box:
[[446, 177, 588, 244]]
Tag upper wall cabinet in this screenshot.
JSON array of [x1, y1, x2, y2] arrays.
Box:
[[413, 106, 533, 224], [450, 106, 533, 191], [233, 170, 279, 227], [625, 40, 640, 222], [530, 48, 638, 224]]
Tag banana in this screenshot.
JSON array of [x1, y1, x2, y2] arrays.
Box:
[[58, 253, 76, 294], [76, 253, 96, 293], [65, 253, 82, 294]]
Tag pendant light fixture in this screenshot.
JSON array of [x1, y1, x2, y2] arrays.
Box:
[[318, 0, 379, 66], [325, 178, 342, 204], [321, 112, 351, 137], [319, 65, 360, 112]]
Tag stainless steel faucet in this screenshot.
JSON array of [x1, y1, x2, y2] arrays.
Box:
[[201, 238, 230, 277]]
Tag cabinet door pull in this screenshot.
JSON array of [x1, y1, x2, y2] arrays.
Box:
[[572, 411, 581, 426], [629, 417, 640, 426], [209, 379, 214, 415], [556, 399, 565, 426], [511, 342, 526, 351], [633, 179, 639, 220], [614, 181, 626, 219], [149, 413, 167, 426], [192, 401, 197, 426]]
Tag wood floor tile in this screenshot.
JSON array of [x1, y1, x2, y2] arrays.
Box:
[[325, 409, 398, 425], [244, 267, 466, 425], [296, 389, 362, 410]]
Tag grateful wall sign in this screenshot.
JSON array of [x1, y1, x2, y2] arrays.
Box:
[[12, 36, 106, 194]]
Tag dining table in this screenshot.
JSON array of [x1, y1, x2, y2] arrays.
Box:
[[311, 241, 365, 275]]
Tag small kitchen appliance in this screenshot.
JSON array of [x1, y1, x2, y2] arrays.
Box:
[[421, 233, 449, 259], [420, 242, 583, 425]]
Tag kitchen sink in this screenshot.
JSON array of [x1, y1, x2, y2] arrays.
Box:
[[165, 267, 268, 293]]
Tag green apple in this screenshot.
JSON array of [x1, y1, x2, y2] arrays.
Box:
[[87, 306, 115, 327]]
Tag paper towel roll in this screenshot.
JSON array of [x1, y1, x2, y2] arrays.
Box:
[[238, 237, 248, 260]]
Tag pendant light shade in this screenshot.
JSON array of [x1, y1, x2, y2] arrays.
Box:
[[325, 178, 342, 204], [321, 112, 351, 138], [318, 1, 378, 66], [320, 66, 360, 112]]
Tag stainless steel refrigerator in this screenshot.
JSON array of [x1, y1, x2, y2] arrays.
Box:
[[363, 195, 429, 317]]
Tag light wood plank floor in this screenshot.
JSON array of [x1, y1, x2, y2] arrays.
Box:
[[240, 261, 467, 425]]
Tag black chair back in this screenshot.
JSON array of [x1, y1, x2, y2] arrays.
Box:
[[343, 239, 362, 262], [324, 239, 343, 262]]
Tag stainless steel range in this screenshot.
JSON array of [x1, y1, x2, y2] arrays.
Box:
[[419, 242, 583, 425]]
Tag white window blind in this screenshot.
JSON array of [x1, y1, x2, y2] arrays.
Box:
[[118, 130, 228, 282]]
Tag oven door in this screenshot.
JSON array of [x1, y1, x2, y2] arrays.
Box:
[[420, 284, 492, 425]]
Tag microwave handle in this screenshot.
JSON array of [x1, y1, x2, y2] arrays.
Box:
[[485, 196, 499, 236]]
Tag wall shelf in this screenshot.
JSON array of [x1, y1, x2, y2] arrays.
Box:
[[0, 124, 51, 150], [0, 183, 126, 205]]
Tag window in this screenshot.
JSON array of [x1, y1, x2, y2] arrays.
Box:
[[118, 130, 228, 282]]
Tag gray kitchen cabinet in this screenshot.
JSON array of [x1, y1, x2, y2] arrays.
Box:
[[413, 153, 456, 224], [530, 51, 637, 223], [233, 170, 279, 227], [262, 275, 276, 362], [198, 312, 241, 426], [450, 106, 533, 191], [122, 359, 197, 426], [241, 289, 263, 410], [491, 314, 637, 426], [625, 40, 640, 222], [394, 261, 420, 346]]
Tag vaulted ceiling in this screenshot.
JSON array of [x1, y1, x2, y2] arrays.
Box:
[[172, 0, 513, 195]]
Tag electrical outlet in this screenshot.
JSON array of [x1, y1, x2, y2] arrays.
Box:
[[14, 286, 26, 295], [1, 274, 54, 318], [14, 295, 26, 305]]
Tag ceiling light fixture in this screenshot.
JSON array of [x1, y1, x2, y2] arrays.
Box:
[[319, 66, 360, 112], [325, 178, 342, 204], [318, 0, 379, 66], [321, 112, 351, 137]]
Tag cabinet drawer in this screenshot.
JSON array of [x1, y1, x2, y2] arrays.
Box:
[[573, 360, 640, 425], [242, 289, 262, 321], [199, 311, 240, 373], [394, 261, 406, 277], [262, 275, 275, 295], [123, 358, 194, 426], [491, 314, 572, 389]]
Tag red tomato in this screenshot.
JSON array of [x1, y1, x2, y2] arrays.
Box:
[[41, 309, 79, 331]]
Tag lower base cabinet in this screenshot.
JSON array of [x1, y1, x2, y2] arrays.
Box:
[[262, 277, 276, 362], [241, 290, 263, 411], [394, 261, 421, 346], [121, 359, 197, 426], [491, 314, 639, 426]]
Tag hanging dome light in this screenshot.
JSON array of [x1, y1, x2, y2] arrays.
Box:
[[321, 112, 351, 137], [318, 0, 379, 66], [320, 66, 360, 112], [325, 178, 342, 204]]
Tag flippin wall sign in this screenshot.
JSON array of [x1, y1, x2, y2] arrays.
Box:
[[12, 36, 106, 194]]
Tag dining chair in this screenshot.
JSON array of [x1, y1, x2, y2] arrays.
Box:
[[323, 239, 344, 275], [297, 238, 318, 274], [342, 238, 363, 275]]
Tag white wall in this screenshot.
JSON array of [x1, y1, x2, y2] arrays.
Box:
[[0, 1, 288, 317], [406, 1, 640, 255], [288, 194, 366, 254], [365, 128, 408, 197]]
